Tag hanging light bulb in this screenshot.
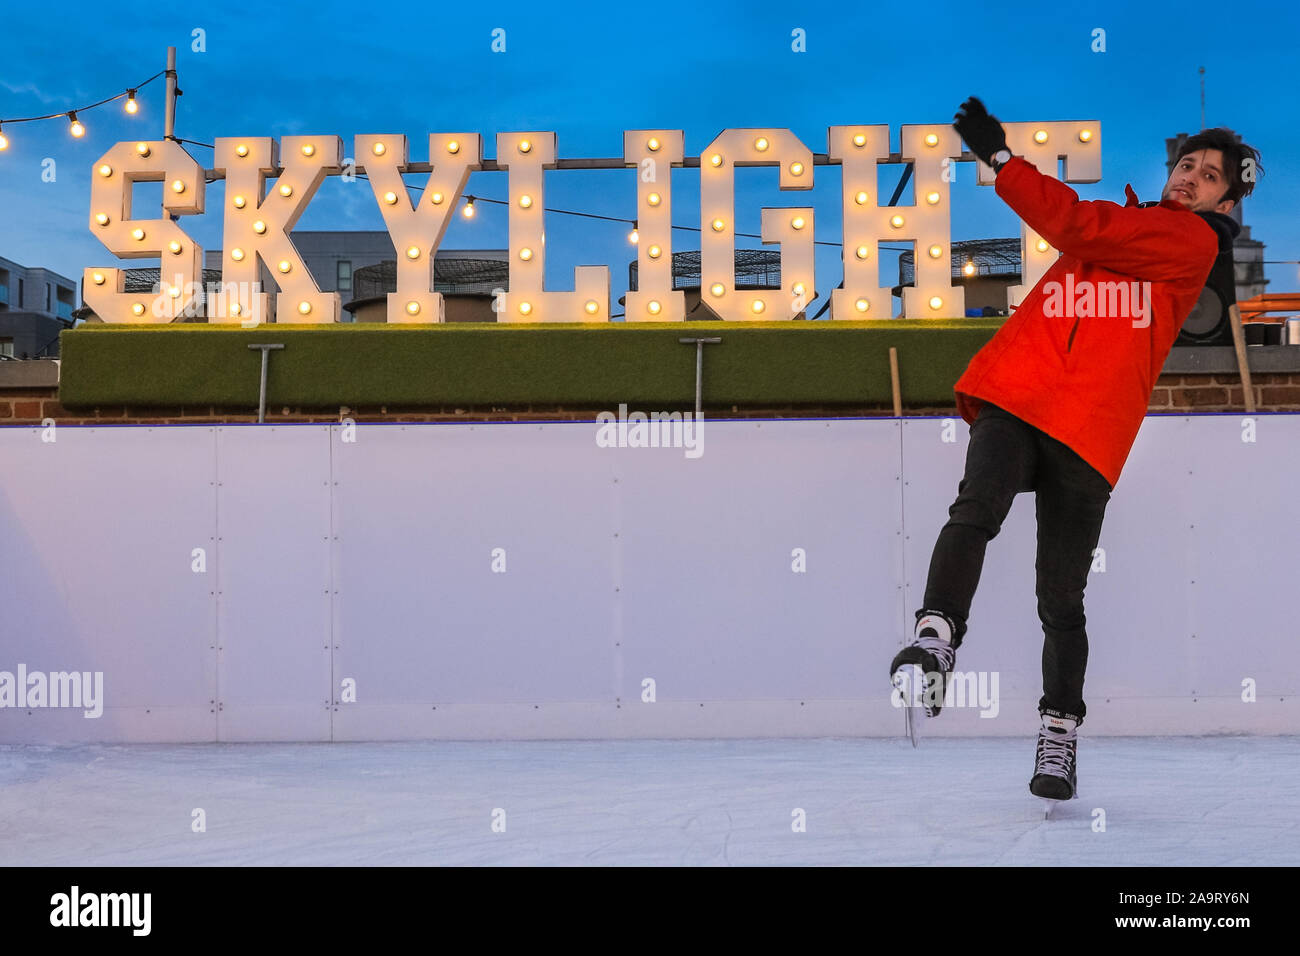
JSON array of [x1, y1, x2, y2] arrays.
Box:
[[963, 260, 976, 277], [628, 221, 639, 244], [68, 112, 85, 138], [462, 197, 476, 219], [125, 90, 139, 115], [0, 124, 7, 150]]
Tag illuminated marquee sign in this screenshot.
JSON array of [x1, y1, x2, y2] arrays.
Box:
[[84, 123, 1100, 325]]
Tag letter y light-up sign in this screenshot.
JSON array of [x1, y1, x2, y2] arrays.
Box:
[[355, 133, 482, 323]]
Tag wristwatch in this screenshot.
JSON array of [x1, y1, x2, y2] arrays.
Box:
[[991, 149, 1012, 173]]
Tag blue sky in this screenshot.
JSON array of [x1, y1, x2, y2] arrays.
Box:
[[2, 0, 1298, 317]]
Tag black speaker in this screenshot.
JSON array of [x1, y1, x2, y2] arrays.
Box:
[[1175, 211, 1239, 346]]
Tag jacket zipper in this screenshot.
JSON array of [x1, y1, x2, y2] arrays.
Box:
[[1066, 317, 1080, 353]]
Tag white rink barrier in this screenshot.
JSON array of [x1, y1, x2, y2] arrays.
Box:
[[1, 414, 1296, 742]]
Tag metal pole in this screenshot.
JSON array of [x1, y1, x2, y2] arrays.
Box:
[[1199, 66, 1206, 130], [248, 344, 285, 422], [679, 337, 722, 420], [164, 46, 178, 141]]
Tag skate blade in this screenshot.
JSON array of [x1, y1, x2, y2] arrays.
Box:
[[891, 665, 922, 748]]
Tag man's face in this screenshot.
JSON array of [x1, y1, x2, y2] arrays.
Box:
[[1162, 148, 1235, 214]]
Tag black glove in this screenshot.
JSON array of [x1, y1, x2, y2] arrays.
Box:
[[953, 96, 1009, 169]]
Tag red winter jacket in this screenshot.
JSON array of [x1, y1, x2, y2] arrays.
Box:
[[953, 156, 1219, 489]]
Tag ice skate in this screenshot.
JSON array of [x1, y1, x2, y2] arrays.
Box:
[[1030, 707, 1080, 808], [889, 610, 958, 743]]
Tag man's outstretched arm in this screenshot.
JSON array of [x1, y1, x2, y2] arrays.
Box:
[[953, 96, 1218, 284]]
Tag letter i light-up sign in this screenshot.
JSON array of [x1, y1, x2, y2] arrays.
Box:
[[83, 123, 1099, 325]]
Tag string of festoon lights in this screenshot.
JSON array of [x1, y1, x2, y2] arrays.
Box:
[[0, 70, 166, 151], [167, 137, 921, 267]]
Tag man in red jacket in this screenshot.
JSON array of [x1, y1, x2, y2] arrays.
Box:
[[890, 97, 1263, 801]]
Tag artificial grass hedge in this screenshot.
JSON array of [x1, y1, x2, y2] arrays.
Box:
[[58, 319, 1003, 409]]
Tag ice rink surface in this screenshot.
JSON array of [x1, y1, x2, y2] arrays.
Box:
[[2, 736, 1296, 866]]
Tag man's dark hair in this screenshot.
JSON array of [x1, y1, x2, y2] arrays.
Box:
[[1174, 128, 1263, 205]]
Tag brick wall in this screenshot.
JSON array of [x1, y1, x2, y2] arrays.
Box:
[[3, 374, 1299, 425]]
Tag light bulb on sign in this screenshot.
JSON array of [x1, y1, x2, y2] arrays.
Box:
[[647, 300, 662, 315], [447, 140, 460, 154], [518, 195, 532, 208], [236, 144, 249, 157], [278, 183, 293, 197], [928, 245, 943, 259], [98, 164, 112, 177], [647, 192, 661, 206], [924, 133, 938, 147], [890, 215, 904, 229], [584, 300, 599, 315], [852, 133, 867, 147], [301, 144, 315, 156], [929, 296, 943, 310], [406, 301, 420, 315], [171, 180, 186, 194], [95, 213, 109, 226], [647, 137, 661, 152], [751, 299, 765, 314], [855, 298, 870, 312], [298, 301, 312, 315], [855, 191, 868, 205], [278, 260, 292, 274], [926, 192, 940, 205], [1033, 129, 1049, 144], [1036, 239, 1050, 253], [406, 246, 420, 260], [1078, 129, 1093, 143], [710, 283, 725, 297]]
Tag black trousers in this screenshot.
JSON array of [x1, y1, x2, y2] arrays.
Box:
[[920, 402, 1113, 722]]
